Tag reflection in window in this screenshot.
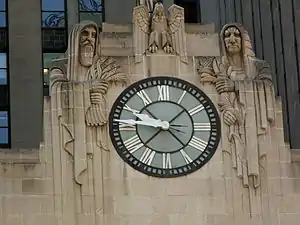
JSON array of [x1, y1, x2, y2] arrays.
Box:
[[79, 0, 103, 27], [79, 0, 102, 11], [42, 0, 67, 52], [42, 12, 65, 28]]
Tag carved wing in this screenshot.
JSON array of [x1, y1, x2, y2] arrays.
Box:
[[133, 5, 151, 63], [168, 5, 188, 64]]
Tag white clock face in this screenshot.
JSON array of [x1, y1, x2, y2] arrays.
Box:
[[109, 76, 221, 178]]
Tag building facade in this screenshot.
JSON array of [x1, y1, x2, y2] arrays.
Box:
[[0, 0, 300, 225]]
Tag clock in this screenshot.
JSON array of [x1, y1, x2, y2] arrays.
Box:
[[109, 76, 221, 178]]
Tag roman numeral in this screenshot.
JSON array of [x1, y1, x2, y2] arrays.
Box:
[[177, 90, 187, 104], [137, 90, 152, 106], [140, 148, 156, 165], [124, 104, 139, 113], [162, 153, 172, 169], [188, 104, 204, 116], [180, 149, 193, 164], [124, 135, 144, 153], [189, 136, 207, 152], [119, 124, 136, 131], [157, 85, 170, 101], [193, 123, 211, 131]]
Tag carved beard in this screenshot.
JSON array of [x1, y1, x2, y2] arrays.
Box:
[[79, 44, 94, 67]]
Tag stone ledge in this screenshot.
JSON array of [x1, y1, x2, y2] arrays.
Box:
[[291, 149, 300, 163], [102, 22, 216, 34], [0, 148, 40, 164]]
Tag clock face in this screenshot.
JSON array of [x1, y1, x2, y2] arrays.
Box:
[[109, 76, 221, 178]]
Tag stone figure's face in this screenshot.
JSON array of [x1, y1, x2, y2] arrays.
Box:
[[224, 26, 242, 55], [153, 4, 165, 22], [79, 25, 97, 67]]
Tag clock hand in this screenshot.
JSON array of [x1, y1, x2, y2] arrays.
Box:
[[133, 112, 153, 121], [114, 119, 169, 130], [170, 124, 188, 127], [169, 127, 186, 134]]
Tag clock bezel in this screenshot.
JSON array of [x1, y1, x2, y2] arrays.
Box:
[[109, 76, 221, 178]]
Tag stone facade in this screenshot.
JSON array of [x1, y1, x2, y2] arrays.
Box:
[[1, 2, 300, 225]]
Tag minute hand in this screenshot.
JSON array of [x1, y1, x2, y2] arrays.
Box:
[[114, 119, 166, 128]]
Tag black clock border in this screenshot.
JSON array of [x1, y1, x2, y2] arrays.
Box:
[[109, 76, 222, 178]]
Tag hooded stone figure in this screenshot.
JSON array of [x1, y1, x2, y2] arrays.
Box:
[[199, 23, 276, 191], [50, 20, 126, 185], [216, 23, 275, 189], [48, 20, 126, 225]]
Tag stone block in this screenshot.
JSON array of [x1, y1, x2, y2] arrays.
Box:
[[22, 178, 53, 195]]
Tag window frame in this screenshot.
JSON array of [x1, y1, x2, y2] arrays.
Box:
[[41, 0, 68, 96], [0, 0, 10, 148]]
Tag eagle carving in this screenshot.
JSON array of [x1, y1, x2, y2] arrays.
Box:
[[133, 2, 188, 64]]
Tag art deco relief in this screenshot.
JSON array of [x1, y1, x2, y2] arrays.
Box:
[[50, 21, 127, 185], [133, 1, 188, 63], [199, 23, 276, 190]]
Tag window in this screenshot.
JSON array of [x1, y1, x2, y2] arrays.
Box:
[[78, 0, 104, 27], [42, 0, 67, 52], [0, 0, 9, 148], [43, 53, 62, 95], [175, 0, 199, 23], [42, 0, 67, 96]]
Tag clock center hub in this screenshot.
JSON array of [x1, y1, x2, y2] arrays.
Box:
[[136, 101, 193, 153]]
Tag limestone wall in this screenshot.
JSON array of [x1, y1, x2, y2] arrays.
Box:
[[1, 56, 300, 225], [1, 16, 300, 225]]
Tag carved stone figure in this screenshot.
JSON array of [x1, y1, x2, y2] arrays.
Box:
[[49, 20, 127, 225], [50, 20, 126, 184], [137, 0, 160, 13], [199, 23, 276, 191], [133, 2, 187, 63]]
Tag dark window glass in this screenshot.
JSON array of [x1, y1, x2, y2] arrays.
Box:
[[79, 0, 102, 12], [0, 111, 7, 126], [0, 127, 8, 144], [42, 29, 67, 51], [0, 69, 6, 85], [0, 12, 6, 27], [0, 0, 6, 11], [42, 12, 66, 28], [175, 0, 198, 23], [0, 28, 7, 51], [0, 85, 8, 108], [79, 12, 102, 26], [42, 0, 65, 11]]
